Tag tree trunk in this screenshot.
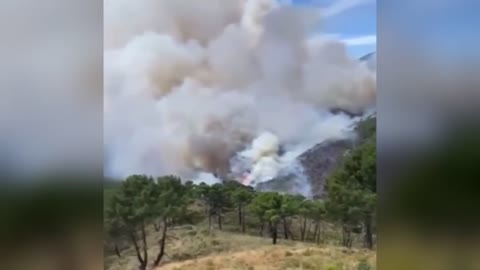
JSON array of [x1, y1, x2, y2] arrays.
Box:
[[238, 205, 242, 225], [114, 243, 121, 258], [282, 218, 289, 239], [129, 232, 145, 270], [286, 219, 295, 240], [242, 210, 246, 233], [204, 201, 209, 216], [317, 222, 325, 244], [259, 222, 264, 237], [301, 216, 307, 241], [317, 222, 322, 244], [141, 224, 148, 265], [306, 221, 312, 241], [217, 211, 223, 230], [342, 225, 352, 248], [364, 215, 373, 249], [208, 206, 213, 230], [316, 227, 321, 244], [153, 219, 168, 266], [313, 222, 319, 243], [272, 223, 278, 245], [153, 222, 160, 232]]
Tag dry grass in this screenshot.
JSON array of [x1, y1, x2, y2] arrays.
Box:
[[158, 245, 375, 270], [105, 225, 375, 270], [159, 245, 375, 270]]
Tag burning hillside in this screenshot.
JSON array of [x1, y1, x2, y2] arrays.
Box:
[[104, 0, 376, 193]]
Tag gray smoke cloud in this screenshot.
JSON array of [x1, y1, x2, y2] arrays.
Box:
[[104, 0, 376, 190]]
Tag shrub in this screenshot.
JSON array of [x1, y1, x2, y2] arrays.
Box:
[[302, 248, 314, 256], [357, 259, 373, 270], [301, 260, 317, 270], [324, 262, 344, 270], [200, 229, 210, 236], [205, 259, 215, 270], [323, 265, 339, 270], [282, 257, 301, 268]]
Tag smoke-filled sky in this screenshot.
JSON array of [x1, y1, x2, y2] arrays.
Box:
[[104, 0, 376, 187]]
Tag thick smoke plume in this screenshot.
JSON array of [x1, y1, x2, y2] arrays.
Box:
[[104, 0, 376, 195]]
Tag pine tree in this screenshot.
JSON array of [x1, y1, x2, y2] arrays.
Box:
[[326, 120, 376, 249]]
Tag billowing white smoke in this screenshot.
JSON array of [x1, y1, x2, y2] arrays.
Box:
[[194, 172, 222, 185], [104, 0, 376, 191], [232, 132, 282, 186], [231, 113, 353, 197]]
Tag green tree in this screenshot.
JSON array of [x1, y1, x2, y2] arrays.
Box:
[[207, 183, 232, 230], [105, 175, 191, 268], [279, 194, 302, 240], [151, 175, 190, 266], [298, 199, 313, 241], [105, 175, 155, 270], [309, 200, 326, 244], [250, 192, 285, 244], [249, 192, 267, 236], [194, 182, 215, 229], [104, 212, 125, 258], [326, 136, 376, 249], [355, 114, 376, 142], [231, 185, 254, 233]]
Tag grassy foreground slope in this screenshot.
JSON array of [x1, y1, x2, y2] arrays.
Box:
[[160, 244, 375, 270], [105, 224, 375, 270]]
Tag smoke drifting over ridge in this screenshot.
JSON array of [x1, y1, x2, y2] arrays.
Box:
[[104, 0, 376, 193]]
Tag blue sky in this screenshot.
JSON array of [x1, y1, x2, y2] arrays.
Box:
[[289, 0, 376, 58]]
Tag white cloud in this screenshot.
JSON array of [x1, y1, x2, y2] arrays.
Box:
[[323, 0, 375, 17], [342, 35, 376, 46]]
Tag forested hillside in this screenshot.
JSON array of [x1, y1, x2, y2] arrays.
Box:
[[104, 117, 376, 270]]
